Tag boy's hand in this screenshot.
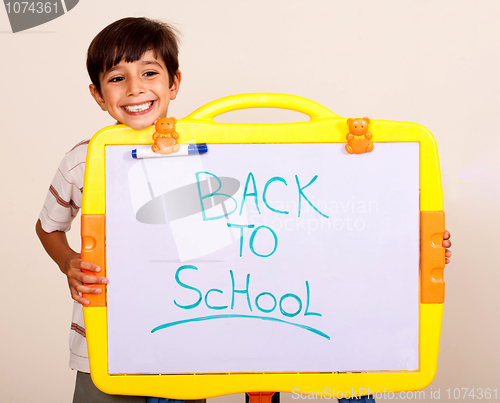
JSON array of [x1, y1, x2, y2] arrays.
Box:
[[443, 230, 452, 264], [64, 253, 108, 306], [36, 219, 108, 306]]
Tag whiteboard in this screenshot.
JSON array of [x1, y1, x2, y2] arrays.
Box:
[[105, 142, 420, 375]]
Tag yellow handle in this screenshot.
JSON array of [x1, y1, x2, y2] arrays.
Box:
[[185, 93, 338, 121]]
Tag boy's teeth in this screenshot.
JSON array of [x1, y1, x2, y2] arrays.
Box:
[[124, 102, 153, 112]]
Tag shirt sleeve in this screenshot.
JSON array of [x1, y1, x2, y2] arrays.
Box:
[[38, 141, 88, 233]]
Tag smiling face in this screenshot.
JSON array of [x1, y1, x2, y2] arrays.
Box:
[[90, 50, 181, 130]]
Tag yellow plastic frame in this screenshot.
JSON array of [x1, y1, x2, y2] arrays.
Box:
[[82, 93, 445, 400]]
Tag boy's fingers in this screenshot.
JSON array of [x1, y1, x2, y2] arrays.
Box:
[[78, 260, 101, 273], [70, 289, 90, 306], [80, 273, 108, 285], [445, 249, 452, 258], [76, 284, 104, 295], [443, 230, 451, 240], [443, 239, 452, 248]]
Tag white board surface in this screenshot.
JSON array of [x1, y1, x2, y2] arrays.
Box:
[[105, 143, 420, 374]]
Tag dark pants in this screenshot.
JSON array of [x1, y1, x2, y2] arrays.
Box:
[[73, 372, 206, 403]]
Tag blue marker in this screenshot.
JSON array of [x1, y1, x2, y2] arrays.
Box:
[[132, 143, 208, 159]]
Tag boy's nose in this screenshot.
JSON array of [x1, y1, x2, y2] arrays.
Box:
[[127, 77, 146, 96]]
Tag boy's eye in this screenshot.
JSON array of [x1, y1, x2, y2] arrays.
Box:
[[109, 76, 124, 83], [144, 71, 158, 77]]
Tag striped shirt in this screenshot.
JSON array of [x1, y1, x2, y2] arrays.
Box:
[[39, 140, 90, 373]]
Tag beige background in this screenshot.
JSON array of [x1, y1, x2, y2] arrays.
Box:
[[0, 0, 498, 402]]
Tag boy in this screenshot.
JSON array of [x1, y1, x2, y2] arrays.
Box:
[[36, 15, 453, 403], [36, 17, 204, 403]]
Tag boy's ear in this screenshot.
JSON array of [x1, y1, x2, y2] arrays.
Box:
[[89, 84, 108, 111], [169, 71, 182, 100]]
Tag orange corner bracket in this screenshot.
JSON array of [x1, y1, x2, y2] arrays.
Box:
[[81, 214, 106, 307], [420, 211, 445, 303]]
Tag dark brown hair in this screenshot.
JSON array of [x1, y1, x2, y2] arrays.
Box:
[[87, 17, 180, 95]]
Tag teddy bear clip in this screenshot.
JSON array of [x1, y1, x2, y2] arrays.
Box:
[[151, 117, 181, 155], [345, 117, 374, 154]]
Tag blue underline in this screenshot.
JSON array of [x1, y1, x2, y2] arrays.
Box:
[[151, 314, 330, 340]]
